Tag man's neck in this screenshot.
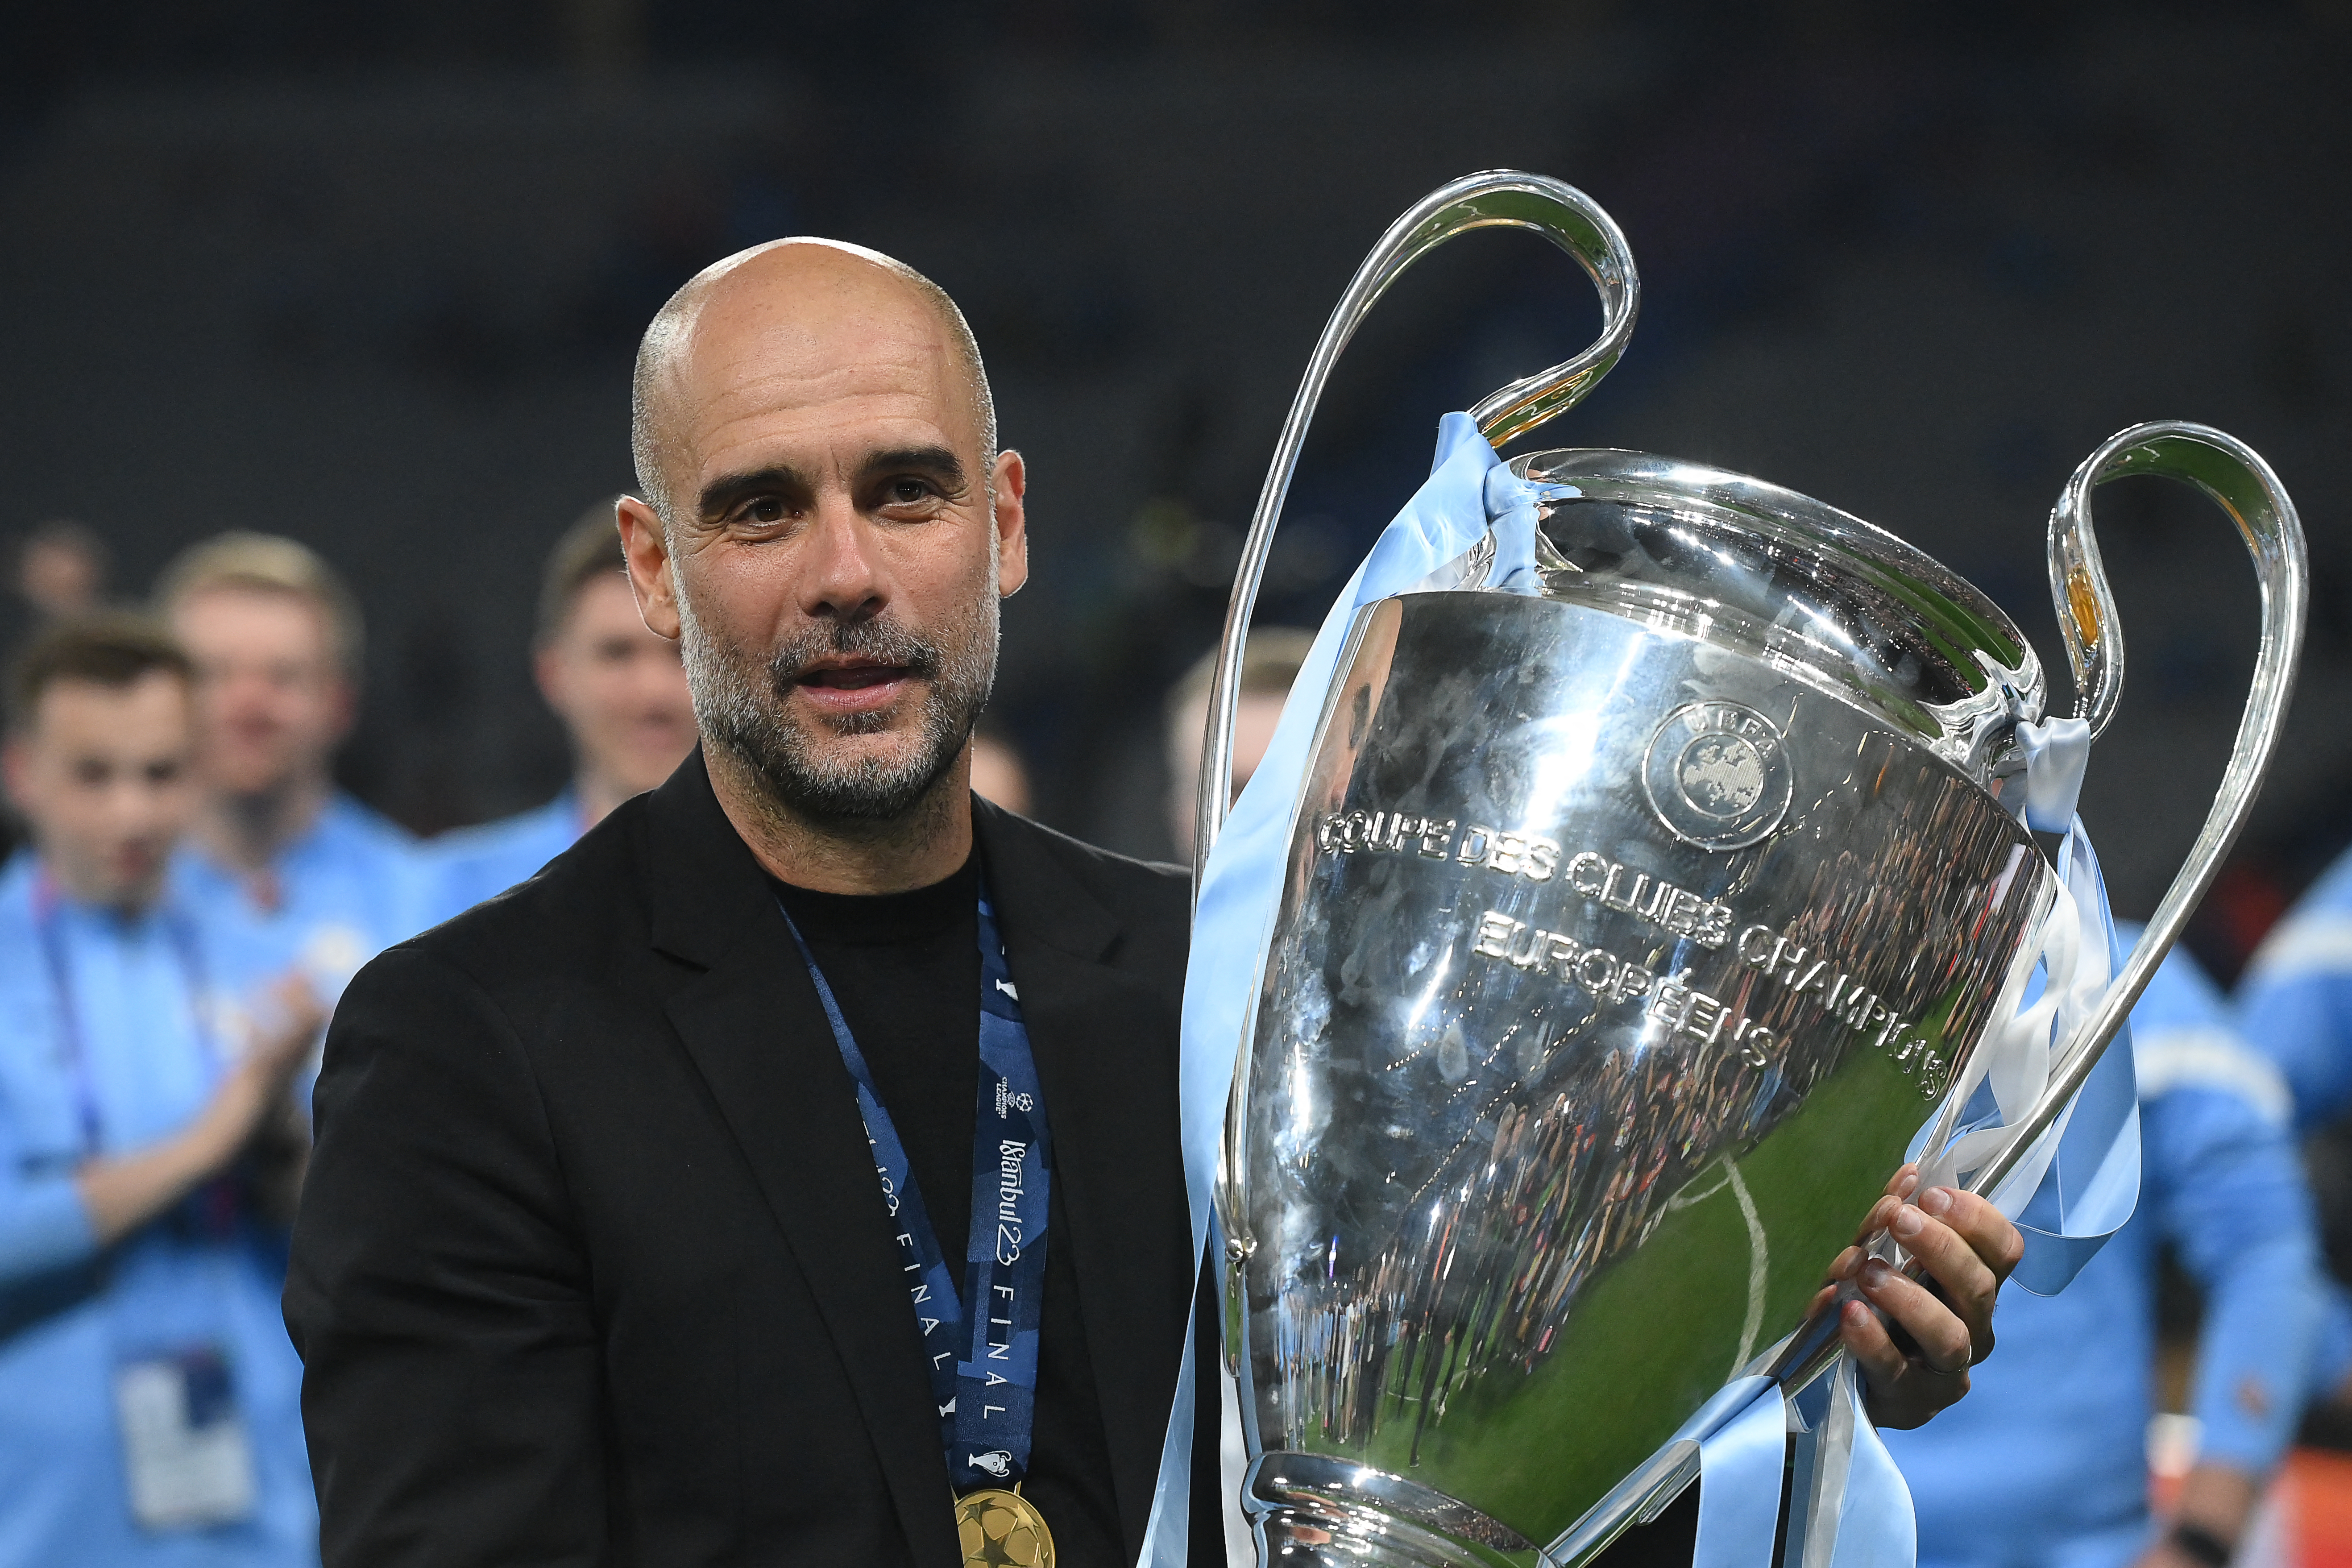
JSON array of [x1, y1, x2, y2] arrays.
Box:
[[705, 745, 973, 895], [194, 772, 331, 876]]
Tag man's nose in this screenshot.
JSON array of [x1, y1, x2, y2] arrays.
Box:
[[796, 494, 888, 624]]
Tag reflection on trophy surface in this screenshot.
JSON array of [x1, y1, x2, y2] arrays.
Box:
[[1205, 172, 2306, 1568]]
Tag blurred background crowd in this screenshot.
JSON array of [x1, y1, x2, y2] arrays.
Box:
[[3, 0, 2351, 1564]]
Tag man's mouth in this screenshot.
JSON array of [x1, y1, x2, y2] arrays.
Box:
[[797, 660, 910, 691], [791, 657, 919, 713]]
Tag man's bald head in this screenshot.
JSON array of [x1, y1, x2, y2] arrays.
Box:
[[629, 239, 995, 527]]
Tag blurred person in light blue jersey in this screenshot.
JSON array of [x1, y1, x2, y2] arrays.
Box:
[[420, 500, 695, 922], [2238, 846, 2352, 1415], [0, 616, 324, 1565], [1886, 933, 2323, 1568], [2240, 846, 2352, 1128], [155, 535, 427, 1013]]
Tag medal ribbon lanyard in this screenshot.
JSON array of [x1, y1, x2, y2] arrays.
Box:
[[33, 873, 222, 1161], [779, 884, 1056, 1492]]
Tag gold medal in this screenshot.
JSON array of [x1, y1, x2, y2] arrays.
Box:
[[955, 1485, 1055, 1568]]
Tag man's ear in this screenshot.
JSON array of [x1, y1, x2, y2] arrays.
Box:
[[991, 450, 1029, 598], [617, 496, 682, 641]]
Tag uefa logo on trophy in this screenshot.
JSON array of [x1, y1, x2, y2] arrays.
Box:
[[1188, 172, 2308, 1566]]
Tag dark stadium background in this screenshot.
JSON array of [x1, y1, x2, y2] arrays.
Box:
[[7, 0, 2352, 1498], [3, 1, 2345, 962]]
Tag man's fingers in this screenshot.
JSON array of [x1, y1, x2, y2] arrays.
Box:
[[1837, 1294, 1911, 1390], [1855, 1255, 1977, 1373], [1916, 1185, 2024, 1283], [1830, 1172, 2023, 1426], [1889, 1203, 1998, 1315]]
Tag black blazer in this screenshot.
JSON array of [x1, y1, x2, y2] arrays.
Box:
[[285, 753, 1213, 1566]]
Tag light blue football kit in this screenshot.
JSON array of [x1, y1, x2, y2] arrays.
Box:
[[2239, 844, 2352, 1392], [417, 791, 581, 926], [171, 795, 429, 1021], [0, 856, 318, 1565]]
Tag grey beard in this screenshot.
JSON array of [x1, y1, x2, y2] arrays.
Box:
[[677, 585, 997, 825]]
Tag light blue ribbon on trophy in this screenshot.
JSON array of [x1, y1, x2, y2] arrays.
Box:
[[1138, 413, 1539, 1567], [1915, 714, 2141, 1296]]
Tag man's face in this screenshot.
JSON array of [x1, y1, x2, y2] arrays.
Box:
[[619, 251, 1027, 824], [536, 573, 697, 799], [4, 672, 196, 908], [171, 586, 350, 800]]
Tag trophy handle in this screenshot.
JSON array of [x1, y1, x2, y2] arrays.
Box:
[[1191, 170, 1639, 883], [1965, 422, 2308, 1198], [1766, 422, 2308, 1401]]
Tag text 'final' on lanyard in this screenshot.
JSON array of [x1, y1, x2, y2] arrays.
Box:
[[779, 882, 1057, 1494], [33, 870, 222, 1160]]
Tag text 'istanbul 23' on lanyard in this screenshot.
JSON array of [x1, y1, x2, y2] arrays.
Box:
[[780, 881, 1062, 1568]]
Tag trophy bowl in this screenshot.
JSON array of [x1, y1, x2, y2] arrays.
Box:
[[1196, 173, 2306, 1568]]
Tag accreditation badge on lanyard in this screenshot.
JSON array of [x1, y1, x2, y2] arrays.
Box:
[[780, 882, 1059, 1568], [36, 877, 261, 1532]]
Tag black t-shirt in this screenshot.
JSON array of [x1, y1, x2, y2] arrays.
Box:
[[771, 852, 1125, 1564]]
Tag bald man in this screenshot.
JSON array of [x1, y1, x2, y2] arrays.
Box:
[[282, 240, 2014, 1568], [282, 241, 1217, 1567]]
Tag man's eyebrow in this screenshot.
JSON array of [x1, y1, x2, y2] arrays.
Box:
[[696, 464, 809, 522], [859, 446, 969, 489]]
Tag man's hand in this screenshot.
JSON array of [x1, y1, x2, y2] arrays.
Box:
[[202, 973, 327, 1153], [1817, 1164, 2024, 1429], [75, 974, 326, 1244]]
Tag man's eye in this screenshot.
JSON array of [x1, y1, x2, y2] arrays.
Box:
[[745, 498, 789, 524], [888, 479, 935, 505]]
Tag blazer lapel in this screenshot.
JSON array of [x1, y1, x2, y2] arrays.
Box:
[[643, 755, 961, 1567], [975, 803, 1194, 1563]]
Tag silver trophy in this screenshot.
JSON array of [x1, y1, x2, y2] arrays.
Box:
[[1194, 172, 2308, 1567]]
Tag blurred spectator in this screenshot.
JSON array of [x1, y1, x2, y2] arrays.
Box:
[[421, 499, 694, 922], [968, 721, 1033, 816], [1162, 626, 1315, 859], [2239, 845, 2352, 1130], [17, 521, 108, 627], [0, 522, 115, 865], [0, 615, 323, 1564], [2238, 845, 2352, 1412], [1887, 936, 2323, 1568], [155, 534, 427, 1014]]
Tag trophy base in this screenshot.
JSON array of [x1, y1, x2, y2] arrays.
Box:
[[1243, 1452, 1546, 1568]]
